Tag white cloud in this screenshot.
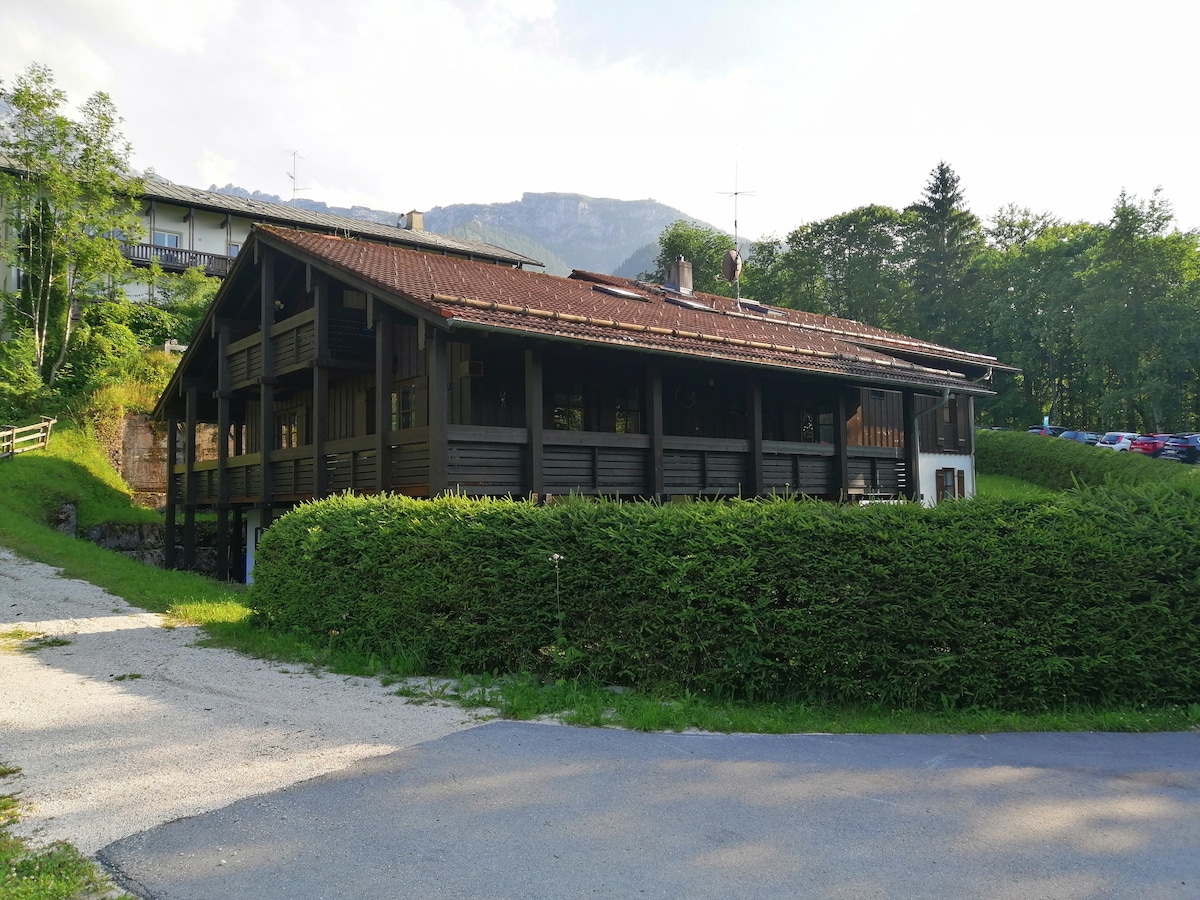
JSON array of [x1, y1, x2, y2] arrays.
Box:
[[4, 0, 1199, 240]]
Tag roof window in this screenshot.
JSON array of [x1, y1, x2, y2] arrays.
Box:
[[592, 284, 647, 301], [667, 296, 714, 312]]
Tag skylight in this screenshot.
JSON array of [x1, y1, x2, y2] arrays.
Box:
[[667, 296, 714, 312], [593, 284, 646, 301]]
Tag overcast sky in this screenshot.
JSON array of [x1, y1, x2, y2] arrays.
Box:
[[2, 0, 1197, 241]]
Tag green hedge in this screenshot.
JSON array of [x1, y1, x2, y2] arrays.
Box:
[[250, 487, 1200, 710], [975, 428, 1199, 491]]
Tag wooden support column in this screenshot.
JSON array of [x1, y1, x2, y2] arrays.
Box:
[[312, 276, 329, 499], [216, 325, 231, 581], [259, 249, 275, 521], [183, 385, 198, 571], [525, 348, 544, 497], [834, 390, 850, 500], [427, 329, 448, 496], [164, 416, 178, 569], [903, 390, 920, 501], [747, 378, 764, 498], [374, 309, 393, 493], [231, 507, 245, 582], [646, 364, 664, 498]]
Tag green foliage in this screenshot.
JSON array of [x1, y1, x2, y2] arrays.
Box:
[[904, 161, 985, 347], [0, 422, 155, 528], [0, 332, 50, 421], [250, 485, 1200, 712], [0, 63, 143, 386], [974, 428, 1200, 492], [1, 764, 132, 899], [749, 205, 913, 327], [647, 220, 737, 296]]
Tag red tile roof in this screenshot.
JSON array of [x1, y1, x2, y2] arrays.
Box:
[[258, 226, 1006, 393]]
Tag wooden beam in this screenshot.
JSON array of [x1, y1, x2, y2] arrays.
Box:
[[646, 364, 664, 498], [835, 390, 849, 500], [216, 324, 231, 580], [747, 378, 764, 498], [259, 248, 275, 512], [427, 330, 448, 496], [375, 310, 393, 493], [183, 386, 198, 571], [313, 276, 329, 500], [164, 417, 178, 570], [903, 389, 920, 502], [525, 349, 544, 497]]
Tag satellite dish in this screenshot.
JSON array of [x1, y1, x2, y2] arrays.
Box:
[[721, 249, 743, 283]]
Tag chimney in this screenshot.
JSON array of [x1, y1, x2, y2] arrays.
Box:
[[402, 210, 424, 231], [666, 255, 693, 295]]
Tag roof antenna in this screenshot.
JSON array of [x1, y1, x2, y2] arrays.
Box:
[[718, 154, 753, 303], [284, 150, 309, 206]]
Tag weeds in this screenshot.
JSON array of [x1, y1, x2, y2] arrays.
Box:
[[1, 763, 132, 900], [0, 630, 72, 653]]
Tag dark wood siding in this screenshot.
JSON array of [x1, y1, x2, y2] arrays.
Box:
[[847, 387, 905, 448], [917, 393, 971, 454], [447, 440, 525, 494]]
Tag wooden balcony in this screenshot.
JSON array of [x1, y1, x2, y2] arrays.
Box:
[[121, 242, 234, 277], [172, 426, 902, 505]]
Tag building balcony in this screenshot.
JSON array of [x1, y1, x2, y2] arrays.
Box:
[[121, 242, 234, 277]]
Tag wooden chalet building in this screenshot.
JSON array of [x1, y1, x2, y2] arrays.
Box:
[[156, 225, 1010, 581]]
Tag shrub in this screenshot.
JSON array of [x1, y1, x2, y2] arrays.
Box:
[[250, 487, 1200, 711], [975, 428, 1198, 491]]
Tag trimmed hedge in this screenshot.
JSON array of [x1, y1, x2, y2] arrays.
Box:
[[975, 428, 1200, 492], [250, 486, 1200, 710]]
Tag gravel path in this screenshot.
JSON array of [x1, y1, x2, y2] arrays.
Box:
[[0, 546, 483, 855]]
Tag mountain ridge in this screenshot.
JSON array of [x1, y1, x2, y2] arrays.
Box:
[[208, 184, 718, 276]]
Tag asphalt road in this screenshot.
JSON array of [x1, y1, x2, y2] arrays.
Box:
[[98, 723, 1200, 899]]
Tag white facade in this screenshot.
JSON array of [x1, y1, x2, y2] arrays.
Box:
[[917, 451, 975, 507]]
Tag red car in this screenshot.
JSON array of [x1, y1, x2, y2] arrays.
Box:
[[1130, 434, 1172, 457]]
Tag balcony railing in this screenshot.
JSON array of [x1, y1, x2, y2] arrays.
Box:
[[121, 242, 234, 277]]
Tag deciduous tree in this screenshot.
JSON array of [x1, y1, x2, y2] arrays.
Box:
[[646, 220, 737, 297], [0, 63, 143, 386]]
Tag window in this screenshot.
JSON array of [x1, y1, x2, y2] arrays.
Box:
[[614, 387, 642, 434], [227, 242, 240, 258], [937, 467, 965, 501], [278, 410, 299, 449], [390, 385, 416, 430], [152, 231, 180, 248], [551, 381, 585, 431]]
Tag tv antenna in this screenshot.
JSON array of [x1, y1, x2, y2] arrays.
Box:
[[718, 158, 754, 301], [284, 150, 309, 206]]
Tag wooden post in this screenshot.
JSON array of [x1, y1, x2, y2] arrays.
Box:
[[216, 324, 231, 581], [259, 249, 275, 520], [646, 364, 664, 498], [164, 416, 178, 569], [231, 507, 245, 582], [183, 385, 198, 571], [427, 329, 448, 496], [747, 378, 764, 498], [525, 348, 544, 497], [313, 275, 329, 500], [903, 390, 920, 502], [834, 390, 849, 501], [375, 310, 393, 493]]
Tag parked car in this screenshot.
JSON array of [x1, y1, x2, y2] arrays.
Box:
[[1130, 433, 1172, 457], [1028, 425, 1068, 436], [1057, 430, 1102, 445], [1096, 431, 1139, 451], [1159, 433, 1200, 464]]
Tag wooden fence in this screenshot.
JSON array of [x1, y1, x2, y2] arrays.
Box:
[[0, 417, 57, 460]]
